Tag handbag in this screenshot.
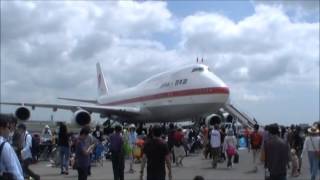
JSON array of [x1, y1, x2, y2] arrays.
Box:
[[226, 144, 236, 156], [310, 137, 320, 159], [260, 148, 265, 162], [233, 152, 239, 163]]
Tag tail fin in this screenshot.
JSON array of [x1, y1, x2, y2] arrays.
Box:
[[96, 62, 108, 96]]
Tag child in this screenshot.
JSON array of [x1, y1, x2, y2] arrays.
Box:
[[291, 149, 299, 177]]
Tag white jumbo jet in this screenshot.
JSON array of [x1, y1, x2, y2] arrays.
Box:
[[1, 63, 230, 126]]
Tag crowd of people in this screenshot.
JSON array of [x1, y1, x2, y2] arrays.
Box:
[[0, 112, 319, 180]]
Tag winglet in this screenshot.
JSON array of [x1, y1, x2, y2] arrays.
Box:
[[96, 62, 108, 96]]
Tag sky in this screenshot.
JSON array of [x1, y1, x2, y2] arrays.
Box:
[[0, 0, 319, 126]]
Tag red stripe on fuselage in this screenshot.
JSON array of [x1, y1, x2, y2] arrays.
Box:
[[104, 87, 229, 106]]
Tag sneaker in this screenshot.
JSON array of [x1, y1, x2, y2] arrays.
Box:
[[211, 162, 217, 169], [253, 166, 258, 173]]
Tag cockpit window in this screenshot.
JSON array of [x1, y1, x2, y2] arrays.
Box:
[[191, 67, 204, 72]]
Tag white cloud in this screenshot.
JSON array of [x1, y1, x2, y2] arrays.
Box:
[[180, 5, 319, 84], [0, 1, 318, 125], [95, 1, 175, 37]]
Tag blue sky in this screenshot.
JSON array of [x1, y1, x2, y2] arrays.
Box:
[[168, 1, 255, 21]]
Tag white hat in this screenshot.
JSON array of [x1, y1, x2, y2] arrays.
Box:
[[129, 124, 136, 129], [45, 125, 50, 129], [308, 126, 319, 134]]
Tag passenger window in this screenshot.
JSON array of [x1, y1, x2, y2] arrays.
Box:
[[191, 67, 204, 72]]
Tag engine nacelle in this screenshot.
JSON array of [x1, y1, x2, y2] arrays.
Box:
[[73, 109, 91, 126], [205, 114, 221, 127], [15, 106, 30, 121]]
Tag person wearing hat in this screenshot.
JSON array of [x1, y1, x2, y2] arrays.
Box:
[[41, 124, 53, 160], [0, 114, 24, 180], [301, 125, 320, 180]]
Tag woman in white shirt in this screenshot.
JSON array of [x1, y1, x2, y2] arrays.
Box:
[[301, 126, 320, 180], [223, 129, 237, 168]]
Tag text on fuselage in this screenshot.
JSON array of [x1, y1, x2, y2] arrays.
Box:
[[160, 79, 188, 88]]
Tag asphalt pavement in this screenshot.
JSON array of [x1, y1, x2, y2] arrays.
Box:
[[31, 148, 311, 180]]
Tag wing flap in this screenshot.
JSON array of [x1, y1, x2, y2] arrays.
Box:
[[58, 97, 97, 104]]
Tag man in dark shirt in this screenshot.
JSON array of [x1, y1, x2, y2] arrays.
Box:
[[109, 125, 124, 180], [264, 124, 290, 180], [76, 127, 95, 180], [140, 125, 172, 180]]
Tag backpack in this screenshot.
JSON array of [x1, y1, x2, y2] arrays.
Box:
[[25, 134, 39, 160], [174, 132, 183, 146], [0, 142, 15, 180], [250, 132, 262, 149], [226, 144, 236, 156]]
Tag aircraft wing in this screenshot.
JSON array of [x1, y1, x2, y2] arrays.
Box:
[[0, 102, 141, 117], [57, 97, 97, 104]]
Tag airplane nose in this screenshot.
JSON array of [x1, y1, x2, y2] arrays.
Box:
[[224, 86, 230, 95]]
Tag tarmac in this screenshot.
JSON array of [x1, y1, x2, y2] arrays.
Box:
[[30, 148, 312, 180]]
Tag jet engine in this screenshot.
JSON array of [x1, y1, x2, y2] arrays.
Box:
[[205, 114, 221, 127], [15, 106, 30, 121], [72, 109, 91, 126]]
